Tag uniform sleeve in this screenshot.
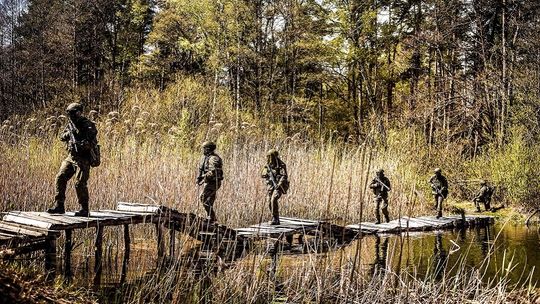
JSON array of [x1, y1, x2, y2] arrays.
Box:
[[204, 155, 222, 179]]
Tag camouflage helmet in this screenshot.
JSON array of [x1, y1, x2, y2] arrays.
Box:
[[376, 168, 384, 174], [434, 168, 442, 174], [202, 141, 216, 151], [480, 179, 487, 185], [66, 102, 83, 113], [267, 149, 279, 157]]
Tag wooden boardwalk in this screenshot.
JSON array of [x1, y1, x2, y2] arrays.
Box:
[[346, 215, 494, 234], [0, 203, 494, 285]]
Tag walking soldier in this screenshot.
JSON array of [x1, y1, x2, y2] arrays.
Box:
[[47, 103, 99, 217], [369, 169, 391, 224], [197, 141, 223, 223], [261, 149, 289, 225], [429, 168, 449, 218]]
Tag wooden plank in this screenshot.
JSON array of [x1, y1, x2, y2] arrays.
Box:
[[44, 236, 57, 280], [3, 213, 55, 229], [0, 221, 57, 235], [26, 212, 92, 225], [116, 202, 161, 213], [120, 224, 130, 285]]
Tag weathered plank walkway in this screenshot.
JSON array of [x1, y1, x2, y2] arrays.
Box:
[[0, 202, 494, 285], [346, 215, 494, 234]]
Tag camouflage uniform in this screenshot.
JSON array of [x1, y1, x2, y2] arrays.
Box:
[[474, 181, 493, 212], [49, 103, 98, 216], [262, 150, 288, 225], [429, 168, 448, 218], [369, 170, 391, 224], [198, 142, 223, 223]]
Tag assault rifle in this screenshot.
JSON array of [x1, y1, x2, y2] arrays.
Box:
[[374, 177, 390, 191], [67, 121, 79, 153]]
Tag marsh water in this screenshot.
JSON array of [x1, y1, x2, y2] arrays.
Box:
[[357, 223, 540, 286]]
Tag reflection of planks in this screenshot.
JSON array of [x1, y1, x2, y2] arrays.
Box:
[[346, 215, 494, 234]]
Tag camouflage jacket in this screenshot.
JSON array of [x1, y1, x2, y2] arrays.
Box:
[[369, 176, 391, 198], [474, 185, 493, 202], [198, 153, 223, 184], [262, 159, 288, 191], [429, 174, 449, 197], [60, 117, 98, 159]]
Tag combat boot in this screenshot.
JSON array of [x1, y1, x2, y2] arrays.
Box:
[[74, 202, 89, 217], [47, 204, 65, 214], [270, 217, 280, 225], [74, 209, 89, 217]]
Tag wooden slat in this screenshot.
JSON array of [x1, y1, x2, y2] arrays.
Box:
[[116, 202, 161, 213], [3, 213, 55, 229], [0, 223, 45, 237], [26, 212, 92, 225]]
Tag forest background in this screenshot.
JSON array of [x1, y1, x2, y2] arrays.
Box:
[[1, 0, 540, 217]]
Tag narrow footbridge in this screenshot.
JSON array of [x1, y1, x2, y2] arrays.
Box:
[[0, 203, 493, 285]]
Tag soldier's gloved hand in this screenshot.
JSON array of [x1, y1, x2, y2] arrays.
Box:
[[196, 176, 203, 185]]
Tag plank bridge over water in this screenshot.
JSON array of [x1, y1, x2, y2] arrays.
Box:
[[0, 202, 493, 285]]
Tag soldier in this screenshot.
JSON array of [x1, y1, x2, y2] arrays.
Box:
[[429, 168, 449, 218], [369, 169, 391, 224], [261, 149, 289, 225], [197, 141, 223, 223], [47, 103, 98, 217], [473, 180, 494, 212]]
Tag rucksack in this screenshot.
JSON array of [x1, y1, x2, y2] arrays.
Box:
[[90, 142, 101, 167]]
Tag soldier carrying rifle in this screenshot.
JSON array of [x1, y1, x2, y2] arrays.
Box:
[[429, 168, 448, 218], [261, 149, 289, 225], [369, 169, 391, 224], [47, 103, 99, 217], [473, 180, 494, 212]]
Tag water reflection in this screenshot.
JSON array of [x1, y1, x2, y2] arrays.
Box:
[[364, 223, 539, 286], [432, 233, 447, 280], [371, 236, 388, 275]]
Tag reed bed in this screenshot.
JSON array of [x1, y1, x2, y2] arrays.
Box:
[[1, 112, 538, 303]]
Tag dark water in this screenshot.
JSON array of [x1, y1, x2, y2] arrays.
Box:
[[367, 223, 540, 286]]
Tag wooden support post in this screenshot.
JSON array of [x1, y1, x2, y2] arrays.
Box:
[[120, 224, 130, 284], [169, 228, 176, 259], [156, 222, 165, 262], [64, 229, 73, 281], [93, 225, 104, 287], [44, 235, 57, 280]]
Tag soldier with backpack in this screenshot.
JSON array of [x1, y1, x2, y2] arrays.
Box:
[[473, 180, 494, 212], [47, 103, 100, 217], [261, 149, 289, 225]]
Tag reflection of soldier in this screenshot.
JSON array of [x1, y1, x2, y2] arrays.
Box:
[[369, 169, 391, 224], [371, 235, 389, 275], [197, 141, 223, 223], [261, 149, 289, 225], [473, 180, 494, 212], [433, 233, 448, 280], [47, 103, 98, 217], [429, 168, 448, 218]]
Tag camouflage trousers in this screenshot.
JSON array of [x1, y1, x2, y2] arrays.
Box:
[[434, 195, 445, 217], [54, 156, 91, 210], [200, 181, 221, 222], [267, 188, 283, 220], [474, 198, 491, 211], [374, 196, 390, 223]]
